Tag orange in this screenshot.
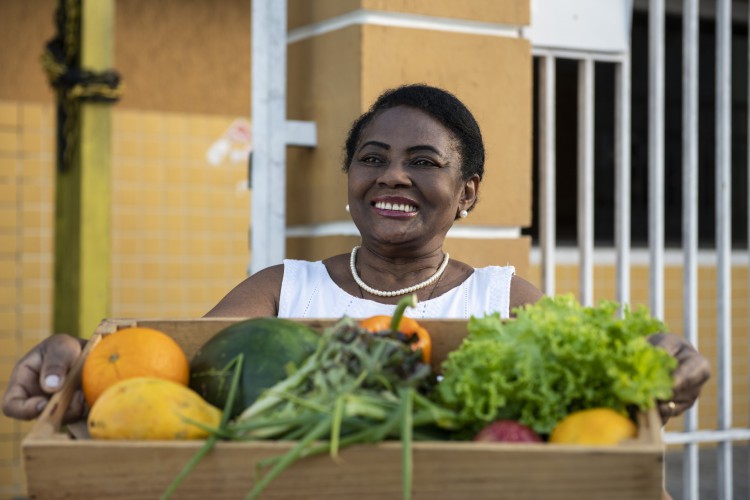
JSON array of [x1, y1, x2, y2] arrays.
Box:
[[549, 408, 637, 446], [82, 327, 190, 407]]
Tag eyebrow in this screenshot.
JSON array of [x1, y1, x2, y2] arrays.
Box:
[[359, 141, 443, 156]]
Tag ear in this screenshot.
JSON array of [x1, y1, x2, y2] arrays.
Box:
[[459, 174, 480, 211]]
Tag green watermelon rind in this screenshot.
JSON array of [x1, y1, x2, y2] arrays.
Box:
[[189, 318, 319, 418]]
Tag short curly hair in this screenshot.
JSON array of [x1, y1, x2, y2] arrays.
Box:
[[343, 84, 485, 182]]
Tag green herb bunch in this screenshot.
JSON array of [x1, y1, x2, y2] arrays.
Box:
[[436, 295, 677, 436], [230, 315, 458, 499]]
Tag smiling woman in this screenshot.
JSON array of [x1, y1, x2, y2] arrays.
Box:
[[2, 84, 711, 426]]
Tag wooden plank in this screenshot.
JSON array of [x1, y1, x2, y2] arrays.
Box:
[[23, 439, 663, 500]]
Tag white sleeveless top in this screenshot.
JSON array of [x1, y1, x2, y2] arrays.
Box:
[[278, 259, 515, 319]]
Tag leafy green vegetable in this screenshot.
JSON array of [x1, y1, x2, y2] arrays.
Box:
[[232, 314, 459, 500], [435, 295, 677, 435]]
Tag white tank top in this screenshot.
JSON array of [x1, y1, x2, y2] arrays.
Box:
[[278, 259, 515, 319]]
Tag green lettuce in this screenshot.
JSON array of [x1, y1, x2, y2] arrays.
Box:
[[436, 295, 677, 435]]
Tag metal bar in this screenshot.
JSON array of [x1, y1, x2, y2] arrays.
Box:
[[251, 0, 288, 275], [615, 56, 631, 309], [577, 58, 595, 306], [532, 47, 629, 64], [648, 0, 665, 319], [54, 0, 115, 339], [664, 428, 750, 445], [538, 55, 556, 296], [715, 0, 733, 498], [681, 0, 700, 497]]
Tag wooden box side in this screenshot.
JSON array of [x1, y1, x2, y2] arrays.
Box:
[[22, 318, 665, 500], [23, 438, 664, 500]]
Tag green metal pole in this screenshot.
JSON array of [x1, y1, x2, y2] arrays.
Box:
[[53, 0, 114, 339]]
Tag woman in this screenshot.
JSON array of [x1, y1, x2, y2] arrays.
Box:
[[2, 84, 709, 423]]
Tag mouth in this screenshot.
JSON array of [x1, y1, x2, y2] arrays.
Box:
[[373, 200, 418, 214]]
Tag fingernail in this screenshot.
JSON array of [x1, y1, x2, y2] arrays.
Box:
[[36, 400, 47, 412], [44, 374, 61, 389]]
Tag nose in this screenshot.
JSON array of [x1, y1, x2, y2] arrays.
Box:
[[377, 160, 412, 188]]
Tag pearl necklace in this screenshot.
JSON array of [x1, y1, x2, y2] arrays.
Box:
[[349, 246, 450, 297]]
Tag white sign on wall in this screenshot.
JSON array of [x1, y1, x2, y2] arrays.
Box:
[[524, 0, 632, 54]]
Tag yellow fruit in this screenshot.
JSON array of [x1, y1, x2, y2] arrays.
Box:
[[88, 377, 222, 440], [549, 408, 637, 446]]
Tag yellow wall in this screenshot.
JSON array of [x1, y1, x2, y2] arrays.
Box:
[[0, 99, 251, 497]]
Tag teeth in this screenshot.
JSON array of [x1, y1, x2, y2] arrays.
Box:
[[375, 201, 416, 213]]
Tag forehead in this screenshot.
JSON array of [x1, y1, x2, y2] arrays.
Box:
[[359, 106, 458, 149]]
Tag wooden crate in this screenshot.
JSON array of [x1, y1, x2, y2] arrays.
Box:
[[23, 318, 666, 500]]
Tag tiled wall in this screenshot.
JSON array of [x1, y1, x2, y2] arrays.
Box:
[[0, 100, 250, 498]]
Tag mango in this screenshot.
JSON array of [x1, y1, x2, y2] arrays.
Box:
[[88, 376, 222, 440]]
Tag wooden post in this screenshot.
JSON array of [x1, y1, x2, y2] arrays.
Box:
[[53, 0, 114, 339]]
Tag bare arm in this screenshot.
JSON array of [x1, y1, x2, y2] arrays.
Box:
[[509, 275, 544, 312], [203, 264, 284, 318]]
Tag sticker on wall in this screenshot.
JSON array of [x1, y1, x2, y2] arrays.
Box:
[[206, 118, 253, 166]]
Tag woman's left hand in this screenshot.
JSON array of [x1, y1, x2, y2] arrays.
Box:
[[648, 333, 711, 423]]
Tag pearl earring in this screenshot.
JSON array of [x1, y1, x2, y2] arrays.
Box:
[[459, 209, 468, 218], [345, 204, 350, 213]]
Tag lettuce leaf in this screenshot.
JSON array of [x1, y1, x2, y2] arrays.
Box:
[[436, 295, 677, 435]]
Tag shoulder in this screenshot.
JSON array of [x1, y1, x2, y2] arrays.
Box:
[[203, 264, 285, 318], [509, 275, 544, 311]]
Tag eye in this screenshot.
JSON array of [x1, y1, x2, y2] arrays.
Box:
[[359, 154, 385, 165], [412, 157, 439, 168]]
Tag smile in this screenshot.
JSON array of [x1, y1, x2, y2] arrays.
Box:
[[373, 201, 417, 213]]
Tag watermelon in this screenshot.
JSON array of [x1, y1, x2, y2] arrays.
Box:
[[189, 318, 319, 418]]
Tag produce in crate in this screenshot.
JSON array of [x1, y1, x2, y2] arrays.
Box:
[[88, 376, 221, 440], [437, 295, 677, 437], [189, 317, 319, 418], [165, 295, 457, 500], [81, 326, 190, 406], [473, 420, 542, 443], [163, 295, 675, 498], [549, 407, 637, 445], [360, 313, 432, 363]]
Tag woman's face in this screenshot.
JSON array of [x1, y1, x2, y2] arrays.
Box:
[[347, 105, 478, 252]]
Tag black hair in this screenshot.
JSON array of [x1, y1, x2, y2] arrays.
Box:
[[343, 84, 485, 182]]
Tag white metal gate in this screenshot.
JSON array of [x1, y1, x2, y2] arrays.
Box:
[[530, 0, 750, 498]]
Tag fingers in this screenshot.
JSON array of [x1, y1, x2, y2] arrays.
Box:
[[649, 332, 712, 424], [38, 334, 84, 393], [2, 387, 49, 421], [657, 400, 676, 424], [2, 346, 46, 420], [1, 334, 84, 421], [63, 390, 87, 424]]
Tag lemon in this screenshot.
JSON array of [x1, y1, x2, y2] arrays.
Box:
[[549, 407, 637, 445]]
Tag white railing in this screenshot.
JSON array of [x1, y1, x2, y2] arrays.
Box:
[[532, 1, 745, 498]]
